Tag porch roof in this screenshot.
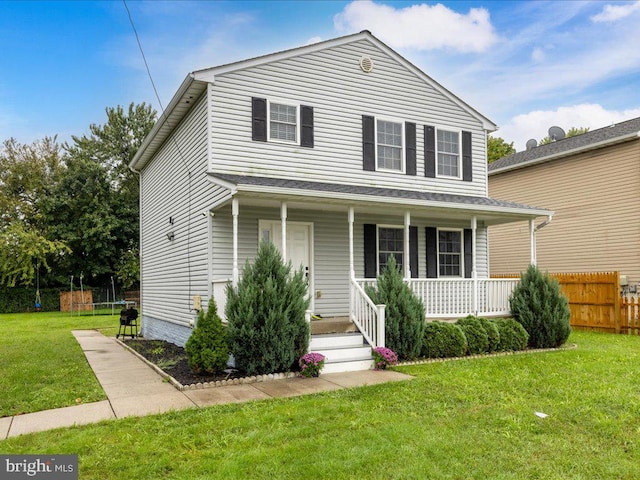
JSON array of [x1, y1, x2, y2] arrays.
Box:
[[208, 173, 552, 225]]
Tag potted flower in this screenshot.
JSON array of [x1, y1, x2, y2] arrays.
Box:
[[299, 352, 326, 378], [372, 347, 398, 370]]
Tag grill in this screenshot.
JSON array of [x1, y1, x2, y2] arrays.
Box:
[[116, 308, 139, 339]]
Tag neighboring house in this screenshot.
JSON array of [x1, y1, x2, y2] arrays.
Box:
[[489, 117, 640, 287], [130, 31, 550, 371]]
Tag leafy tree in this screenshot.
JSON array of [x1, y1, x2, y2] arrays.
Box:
[[226, 242, 310, 375], [0, 222, 69, 287], [509, 264, 571, 348], [539, 126, 589, 145], [365, 256, 425, 360], [185, 297, 229, 375], [487, 135, 516, 163]]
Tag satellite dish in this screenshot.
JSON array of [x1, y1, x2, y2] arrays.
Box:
[[548, 126, 566, 141], [525, 139, 538, 150]]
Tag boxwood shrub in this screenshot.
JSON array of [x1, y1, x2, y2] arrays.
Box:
[[476, 317, 501, 353], [456, 316, 489, 355], [492, 318, 529, 352], [422, 321, 467, 358]]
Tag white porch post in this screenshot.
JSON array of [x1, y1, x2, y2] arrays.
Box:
[[281, 202, 287, 262], [232, 198, 239, 287], [404, 211, 411, 279], [471, 216, 478, 316], [348, 207, 355, 279], [529, 218, 536, 266]]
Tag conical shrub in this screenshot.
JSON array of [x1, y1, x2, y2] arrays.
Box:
[[509, 264, 571, 348], [225, 241, 310, 375], [185, 297, 229, 375]]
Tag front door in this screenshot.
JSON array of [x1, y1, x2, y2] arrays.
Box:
[[259, 220, 314, 310]]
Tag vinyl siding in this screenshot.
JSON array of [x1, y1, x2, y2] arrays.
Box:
[[139, 93, 210, 334], [489, 140, 640, 283], [208, 39, 487, 196]]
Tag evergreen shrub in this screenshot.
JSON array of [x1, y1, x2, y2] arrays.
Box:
[[456, 316, 489, 354], [365, 257, 425, 360], [509, 264, 571, 348], [476, 316, 501, 353], [225, 242, 310, 376], [492, 318, 529, 351], [421, 321, 467, 358], [185, 297, 229, 375]]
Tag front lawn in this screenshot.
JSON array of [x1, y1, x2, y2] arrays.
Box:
[[2, 330, 640, 479], [0, 312, 119, 417]]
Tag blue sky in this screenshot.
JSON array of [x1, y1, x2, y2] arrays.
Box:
[[2, 0, 640, 150]]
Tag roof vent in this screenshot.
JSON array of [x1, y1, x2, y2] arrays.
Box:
[[359, 56, 374, 73]]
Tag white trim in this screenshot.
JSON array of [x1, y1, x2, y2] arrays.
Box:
[[374, 117, 406, 174], [435, 127, 462, 180], [436, 227, 464, 278], [267, 98, 301, 145]]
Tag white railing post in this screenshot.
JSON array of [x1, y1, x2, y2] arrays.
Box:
[[377, 304, 386, 348], [305, 309, 313, 346], [232, 198, 239, 288]]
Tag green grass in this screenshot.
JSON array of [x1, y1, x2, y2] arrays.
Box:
[[0, 311, 119, 417], [2, 330, 640, 479]]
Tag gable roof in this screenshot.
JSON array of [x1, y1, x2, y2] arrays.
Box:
[[130, 30, 496, 171], [489, 116, 640, 175]]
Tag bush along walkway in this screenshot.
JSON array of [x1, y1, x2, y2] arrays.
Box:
[[0, 330, 411, 439]]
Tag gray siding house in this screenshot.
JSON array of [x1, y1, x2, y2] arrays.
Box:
[[130, 31, 550, 370]]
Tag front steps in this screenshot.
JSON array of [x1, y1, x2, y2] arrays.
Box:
[[309, 332, 374, 373]]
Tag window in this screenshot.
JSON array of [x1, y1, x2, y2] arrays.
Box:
[[437, 129, 461, 178], [438, 229, 462, 277], [269, 102, 298, 142], [377, 120, 403, 171], [378, 227, 403, 273]]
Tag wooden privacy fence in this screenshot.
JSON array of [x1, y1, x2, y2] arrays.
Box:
[[495, 272, 623, 333]]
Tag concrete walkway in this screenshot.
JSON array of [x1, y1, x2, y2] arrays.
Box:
[[1, 330, 412, 439]]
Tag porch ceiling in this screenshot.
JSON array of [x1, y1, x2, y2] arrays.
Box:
[[207, 173, 553, 226]]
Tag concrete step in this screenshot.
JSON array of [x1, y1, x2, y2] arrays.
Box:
[[310, 317, 357, 335], [322, 358, 374, 373], [309, 332, 365, 350], [315, 345, 372, 363]]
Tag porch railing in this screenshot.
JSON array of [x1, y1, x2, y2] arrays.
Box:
[[355, 278, 519, 319], [350, 278, 386, 347]]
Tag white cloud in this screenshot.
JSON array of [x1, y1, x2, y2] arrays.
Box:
[[591, 1, 640, 22], [334, 0, 498, 53], [531, 47, 545, 62], [307, 36, 322, 45], [495, 104, 640, 151]]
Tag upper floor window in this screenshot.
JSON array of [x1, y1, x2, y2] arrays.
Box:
[[377, 120, 403, 171], [269, 103, 298, 143], [437, 129, 461, 178], [252, 97, 314, 147]]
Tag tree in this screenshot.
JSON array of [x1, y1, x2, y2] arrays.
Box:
[[0, 222, 69, 287], [487, 135, 516, 163], [539, 126, 589, 145]]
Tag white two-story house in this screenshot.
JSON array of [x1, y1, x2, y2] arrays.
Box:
[[129, 31, 551, 370]]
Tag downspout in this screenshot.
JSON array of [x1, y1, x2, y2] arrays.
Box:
[[531, 214, 553, 266]]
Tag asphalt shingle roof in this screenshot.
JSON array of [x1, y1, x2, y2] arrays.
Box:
[[489, 116, 640, 174], [212, 173, 548, 213]]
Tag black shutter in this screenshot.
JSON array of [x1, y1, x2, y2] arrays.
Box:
[[409, 226, 418, 278], [426, 227, 437, 278], [362, 115, 375, 171], [405, 122, 416, 175], [424, 125, 436, 178], [462, 131, 472, 182], [251, 97, 267, 142], [301, 105, 314, 148], [364, 224, 377, 278], [464, 228, 473, 278]]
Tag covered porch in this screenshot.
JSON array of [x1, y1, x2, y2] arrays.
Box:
[[207, 174, 553, 349]]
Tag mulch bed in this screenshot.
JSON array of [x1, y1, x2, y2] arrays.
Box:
[[123, 338, 242, 386]]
